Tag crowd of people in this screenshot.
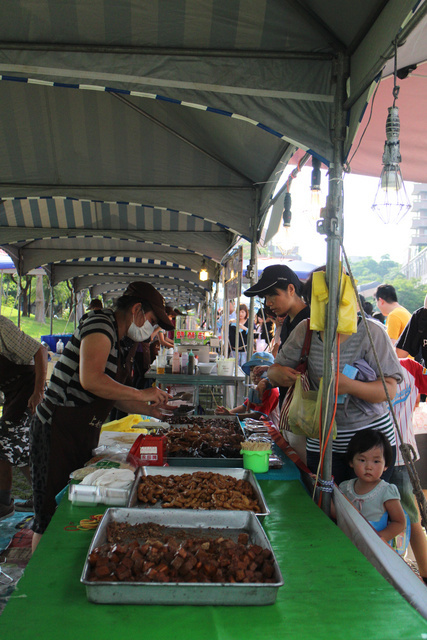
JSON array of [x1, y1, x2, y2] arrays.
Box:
[[1, 267, 427, 582]]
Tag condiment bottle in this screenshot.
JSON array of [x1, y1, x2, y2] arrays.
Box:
[[181, 351, 188, 374], [56, 338, 64, 354], [172, 348, 180, 374], [188, 349, 195, 375]]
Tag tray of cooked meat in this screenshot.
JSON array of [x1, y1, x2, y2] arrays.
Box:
[[81, 508, 283, 605], [158, 416, 245, 467], [127, 467, 270, 519]]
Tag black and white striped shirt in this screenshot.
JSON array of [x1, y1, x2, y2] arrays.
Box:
[[36, 310, 119, 425], [306, 412, 396, 454]]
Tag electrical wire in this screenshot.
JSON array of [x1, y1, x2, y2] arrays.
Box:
[[346, 76, 382, 170]]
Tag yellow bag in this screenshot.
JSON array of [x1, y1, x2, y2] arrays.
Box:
[[310, 270, 358, 335], [101, 414, 149, 432]]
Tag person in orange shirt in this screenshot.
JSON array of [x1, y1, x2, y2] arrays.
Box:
[[375, 284, 411, 346]]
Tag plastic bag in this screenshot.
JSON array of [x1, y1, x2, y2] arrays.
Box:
[[287, 374, 320, 438], [288, 377, 337, 439]]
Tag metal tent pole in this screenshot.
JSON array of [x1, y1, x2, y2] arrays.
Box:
[[17, 274, 22, 329], [246, 190, 259, 362], [317, 52, 348, 514], [50, 283, 54, 335], [73, 280, 77, 330]]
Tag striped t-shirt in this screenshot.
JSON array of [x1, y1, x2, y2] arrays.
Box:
[[391, 358, 427, 465], [36, 310, 119, 425], [306, 412, 396, 454]]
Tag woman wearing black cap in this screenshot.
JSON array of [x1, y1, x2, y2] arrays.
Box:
[[30, 281, 174, 550], [267, 268, 403, 485], [245, 265, 309, 402], [245, 265, 309, 461]]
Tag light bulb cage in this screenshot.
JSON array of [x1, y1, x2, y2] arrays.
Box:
[[371, 104, 411, 224]]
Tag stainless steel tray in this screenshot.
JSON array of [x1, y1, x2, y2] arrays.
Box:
[[81, 508, 283, 606], [163, 415, 245, 467], [127, 466, 270, 519]]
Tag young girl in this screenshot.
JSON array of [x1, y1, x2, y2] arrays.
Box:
[[339, 429, 406, 543]]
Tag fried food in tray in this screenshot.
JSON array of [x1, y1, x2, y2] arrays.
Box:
[[87, 521, 276, 584], [158, 416, 243, 458], [81, 509, 284, 605], [136, 470, 261, 511]]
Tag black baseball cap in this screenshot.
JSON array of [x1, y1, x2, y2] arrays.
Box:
[[244, 265, 302, 297]]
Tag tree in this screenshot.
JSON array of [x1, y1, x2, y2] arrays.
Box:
[[9, 274, 32, 316], [349, 255, 401, 284], [349, 255, 426, 314], [390, 276, 426, 314]]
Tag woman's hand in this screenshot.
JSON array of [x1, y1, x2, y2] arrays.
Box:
[[137, 386, 170, 406], [267, 364, 299, 387], [338, 374, 397, 402], [337, 372, 354, 395]]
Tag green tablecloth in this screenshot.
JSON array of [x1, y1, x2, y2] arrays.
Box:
[[2, 479, 427, 639]]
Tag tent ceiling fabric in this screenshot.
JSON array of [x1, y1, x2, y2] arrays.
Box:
[[0, 0, 425, 301]]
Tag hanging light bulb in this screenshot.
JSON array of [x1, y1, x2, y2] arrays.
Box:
[[280, 190, 292, 245], [309, 156, 323, 220], [371, 106, 411, 223], [282, 191, 291, 228], [199, 259, 209, 281], [311, 157, 321, 193], [371, 43, 411, 224]]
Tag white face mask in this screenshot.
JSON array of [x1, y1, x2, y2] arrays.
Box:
[[127, 317, 157, 342]]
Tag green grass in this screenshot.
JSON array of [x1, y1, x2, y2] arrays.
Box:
[[0, 306, 74, 342]]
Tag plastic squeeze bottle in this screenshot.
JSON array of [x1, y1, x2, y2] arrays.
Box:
[[172, 348, 180, 374], [181, 351, 188, 374]]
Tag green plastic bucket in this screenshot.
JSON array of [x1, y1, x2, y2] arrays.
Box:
[[240, 449, 269, 473]]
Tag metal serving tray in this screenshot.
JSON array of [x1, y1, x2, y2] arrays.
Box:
[[164, 415, 245, 468], [127, 466, 270, 519], [81, 508, 283, 606]]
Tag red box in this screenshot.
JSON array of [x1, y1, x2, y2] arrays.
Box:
[[127, 434, 167, 466]]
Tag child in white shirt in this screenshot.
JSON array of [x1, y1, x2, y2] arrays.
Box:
[[339, 428, 406, 543]]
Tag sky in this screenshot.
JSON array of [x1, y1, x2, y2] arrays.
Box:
[[271, 166, 414, 267]]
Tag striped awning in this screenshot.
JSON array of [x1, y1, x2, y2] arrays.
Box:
[[0, 0, 423, 303]]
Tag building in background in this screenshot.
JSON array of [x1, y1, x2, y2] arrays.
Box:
[[402, 184, 427, 284]]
